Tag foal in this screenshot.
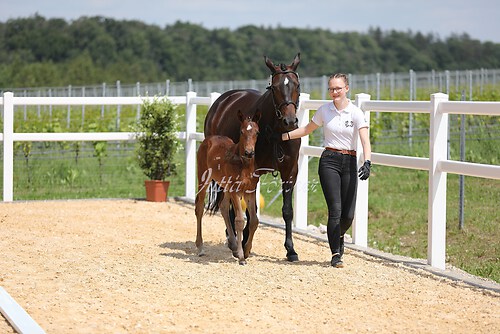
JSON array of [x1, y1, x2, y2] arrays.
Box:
[[195, 110, 261, 265]]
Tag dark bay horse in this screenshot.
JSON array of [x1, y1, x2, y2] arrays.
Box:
[[204, 54, 302, 261], [195, 110, 261, 265]]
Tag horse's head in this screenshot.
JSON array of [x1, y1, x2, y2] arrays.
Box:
[[237, 109, 261, 159], [264, 53, 301, 132]]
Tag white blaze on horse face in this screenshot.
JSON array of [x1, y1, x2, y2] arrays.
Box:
[[246, 124, 252, 131], [284, 77, 289, 86]]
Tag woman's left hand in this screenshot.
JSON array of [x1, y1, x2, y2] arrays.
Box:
[[358, 160, 371, 180]]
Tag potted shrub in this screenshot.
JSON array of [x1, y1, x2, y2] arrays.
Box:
[[135, 96, 180, 202]]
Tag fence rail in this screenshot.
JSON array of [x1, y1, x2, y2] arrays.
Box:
[[1, 91, 499, 271]]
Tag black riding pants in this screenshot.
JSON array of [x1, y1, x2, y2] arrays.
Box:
[[318, 150, 358, 255]]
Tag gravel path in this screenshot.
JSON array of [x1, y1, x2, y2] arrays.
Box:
[[1, 199, 498, 333]]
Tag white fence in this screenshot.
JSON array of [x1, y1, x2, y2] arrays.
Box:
[[1, 91, 499, 270]]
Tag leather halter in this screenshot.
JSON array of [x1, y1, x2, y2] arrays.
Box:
[[266, 70, 300, 120]]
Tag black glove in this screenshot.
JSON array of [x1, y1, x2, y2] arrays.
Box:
[[358, 160, 371, 180]]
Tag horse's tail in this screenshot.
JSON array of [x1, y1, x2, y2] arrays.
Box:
[[206, 180, 224, 215]]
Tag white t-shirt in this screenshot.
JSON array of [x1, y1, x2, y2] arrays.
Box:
[[311, 100, 369, 150]]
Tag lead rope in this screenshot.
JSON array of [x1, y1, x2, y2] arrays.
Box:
[[265, 125, 285, 177]]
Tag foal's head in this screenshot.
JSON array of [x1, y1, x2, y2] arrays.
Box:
[[237, 110, 261, 159]]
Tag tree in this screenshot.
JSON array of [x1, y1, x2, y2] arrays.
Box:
[[0, 15, 499, 88]]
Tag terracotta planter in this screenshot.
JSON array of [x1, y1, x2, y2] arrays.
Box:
[[144, 180, 170, 202]]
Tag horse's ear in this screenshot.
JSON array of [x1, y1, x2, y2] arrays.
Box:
[[253, 109, 262, 123], [237, 109, 244, 122], [264, 55, 276, 73], [290, 53, 300, 71]]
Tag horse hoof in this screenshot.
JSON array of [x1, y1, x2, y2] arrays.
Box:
[[198, 250, 205, 257], [239, 260, 247, 265], [287, 254, 299, 262]]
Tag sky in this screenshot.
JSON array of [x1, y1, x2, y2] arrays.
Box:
[[1, 0, 499, 43]]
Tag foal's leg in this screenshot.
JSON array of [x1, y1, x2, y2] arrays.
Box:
[[194, 141, 211, 256], [195, 184, 207, 256], [219, 193, 238, 256], [195, 147, 210, 256], [230, 192, 246, 265], [243, 191, 259, 259]]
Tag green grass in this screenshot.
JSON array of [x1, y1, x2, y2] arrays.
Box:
[[8, 141, 187, 201]]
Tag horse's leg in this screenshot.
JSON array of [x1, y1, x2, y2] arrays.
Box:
[[230, 193, 246, 265], [243, 191, 259, 259], [242, 208, 250, 246], [219, 194, 238, 255], [227, 203, 236, 238], [195, 185, 207, 256], [229, 199, 249, 245], [282, 183, 299, 261]]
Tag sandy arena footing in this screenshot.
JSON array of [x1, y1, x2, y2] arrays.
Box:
[[1, 199, 498, 333]]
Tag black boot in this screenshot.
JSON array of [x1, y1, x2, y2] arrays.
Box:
[[331, 253, 344, 268], [339, 235, 345, 257]]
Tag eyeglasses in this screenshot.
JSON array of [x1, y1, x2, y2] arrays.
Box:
[[328, 87, 345, 93]]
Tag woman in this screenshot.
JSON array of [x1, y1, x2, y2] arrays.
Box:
[[279, 73, 372, 267]]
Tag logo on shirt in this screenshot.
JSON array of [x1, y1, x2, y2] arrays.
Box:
[[345, 120, 354, 128]]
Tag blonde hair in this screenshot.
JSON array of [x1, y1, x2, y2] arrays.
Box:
[[329, 73, 349, 86]]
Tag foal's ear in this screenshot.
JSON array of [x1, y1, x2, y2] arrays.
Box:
[[253, 109, 262, 123], [237, 109, 244, 122]]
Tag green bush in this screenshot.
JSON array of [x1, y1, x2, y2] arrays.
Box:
[[134, 96, 181, 180]]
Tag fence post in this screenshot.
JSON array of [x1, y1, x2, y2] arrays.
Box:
[[353, 93, 371, 247], [409, 70, 414, 148], [445, 70, 450, 95], [390, 72, 395, 99], [321, 75, 328, 99], [116, 80, 121, 130], [49, 88, 53, 119], [23, 90, 27, 121], [37, 90, 41, 118], [81, 87, 86, 127], [376, 73, 380, 100], [184, 91, 198, 200], [101, 82, 106, 119], [428, 93, 449, 270], [136, 82, 141, 120], [3, 92, 14, 202], [293, 93, 310, 230], [67, 85, 72, 128], [347, 73, 353, 99]]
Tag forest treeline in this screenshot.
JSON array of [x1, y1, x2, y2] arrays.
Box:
[[1, 14, 500, 88]]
